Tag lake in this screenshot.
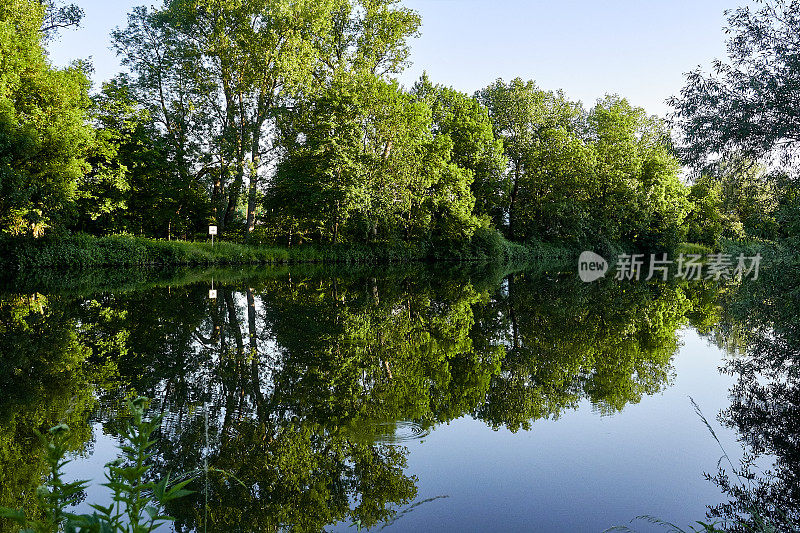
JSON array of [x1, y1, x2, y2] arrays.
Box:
[[1, 259, 796, 532]]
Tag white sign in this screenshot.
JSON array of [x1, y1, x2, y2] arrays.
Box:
[[208, 225, 218, 235], [209, 289, 217, 299]]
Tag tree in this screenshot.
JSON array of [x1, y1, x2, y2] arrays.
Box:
[[412, 74, 508, 228], [112, 0, 421, 241], [515, 124, 597, 245], [588, 96, 689, 249], [112, 4, 233, 238], [74, 78, 211, 238], [669, 0, 800, 169], [268, 72, 480, 244], [476, 78, 583, 240], [0, 0, 92, 236], [708, 158, 779, 241], [685, 176, 730, 247], [72, 83, 134, 235], [477, 81, 687, 248]]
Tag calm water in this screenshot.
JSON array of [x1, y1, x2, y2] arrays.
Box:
[[1, 261, 797, 532]]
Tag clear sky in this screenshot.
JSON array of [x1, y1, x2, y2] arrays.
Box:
[[47, 0, 741, 117]]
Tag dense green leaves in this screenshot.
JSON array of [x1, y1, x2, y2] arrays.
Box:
[[2, 0, 798, 255], [0, 0, 720, 253], [478, 80, 688, 249], [267, 72, 481, 244], [0, 0, 92, 236], [412, 74, 508, 227]]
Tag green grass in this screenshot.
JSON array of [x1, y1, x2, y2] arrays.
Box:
[[677, 242, 714, 256], [0, 233, 290, 269], [0, 230, 574, 270]]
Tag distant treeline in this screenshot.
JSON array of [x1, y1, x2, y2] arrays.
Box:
[[1, 0, 798, 256]]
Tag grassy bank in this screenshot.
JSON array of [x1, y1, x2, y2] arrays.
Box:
[[0, 229, 574, 270]]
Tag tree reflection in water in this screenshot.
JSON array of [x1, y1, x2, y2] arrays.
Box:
[[706, 256, 800, 531], [0, 263, 752, 531]]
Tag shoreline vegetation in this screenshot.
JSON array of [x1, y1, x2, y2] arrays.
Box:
[[0, 229, 574, 270], [4, 1, 797, 276], [0, 229, 780, 274]]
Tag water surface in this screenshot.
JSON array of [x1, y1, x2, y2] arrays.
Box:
[[1, 261, 795, 531]]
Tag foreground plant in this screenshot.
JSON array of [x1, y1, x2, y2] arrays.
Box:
[[0, 397, 193, 532]]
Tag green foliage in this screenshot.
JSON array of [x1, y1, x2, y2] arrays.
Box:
[[40, 1, 84, 37], [683, 160, 785, 247], [588, 96, 689, 250], [669, 0, 800, 168], [267, 71, 481, 245], [0, 424, 90, 533], [478, 80, 689, 249], [0, 0, 708, 252], [412, 74, 508, 228], [0, 234, 291, 269], [70, 79, 210, 239], [111, 0, 421, 241], [477, 77, 584, 241], [4, 0, 796, 255], [0, 398, 194, 533], [0, 0, 92, 236], [86, 398, 194, 532], [685, 176, 732, 248], [771, 172, 800, 242], [670, 1, 800, 249]]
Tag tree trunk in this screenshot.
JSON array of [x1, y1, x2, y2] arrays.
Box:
[[212, 173, 223, 228], [245, 173, 257, 243], [508, 162, 521, 240], [224, 164, 244, 231]]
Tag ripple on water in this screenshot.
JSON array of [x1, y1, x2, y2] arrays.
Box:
[[346, 420, 431, 444]]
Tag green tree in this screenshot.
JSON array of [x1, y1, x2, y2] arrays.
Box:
[[268, 72, 480, 244], [477, 78, 583, 240], [478, 81, 687, 248], [713, 159, 779, 240], [112, 0, 420, 241], [412, 74, 508, 228], [516, 125, 597, 245], [588, 96, 689, 249], [76, 78, 211, 238], [669, 0, 800, 169], [685, 175, 730, 247], [669, 1, 800, 247], [0, 0, 92, 236]]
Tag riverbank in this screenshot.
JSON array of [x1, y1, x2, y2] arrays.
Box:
[[0, 230, 573, 270]]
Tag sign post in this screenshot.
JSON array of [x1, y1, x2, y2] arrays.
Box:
[[209, 225, 217, 247]]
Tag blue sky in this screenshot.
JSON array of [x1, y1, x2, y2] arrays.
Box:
[[47, 0, 739, 117]]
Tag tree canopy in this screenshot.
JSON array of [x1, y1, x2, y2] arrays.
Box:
[[1, 0, 794, 255], [0, 0, 92, 236]]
